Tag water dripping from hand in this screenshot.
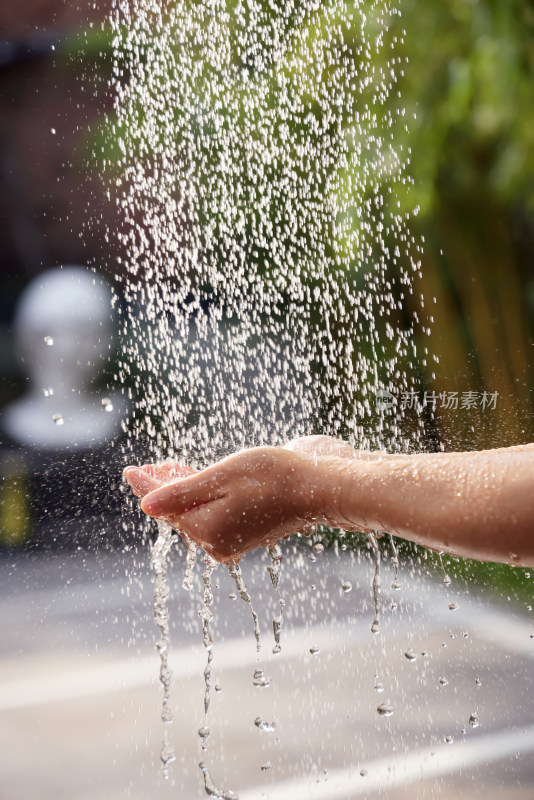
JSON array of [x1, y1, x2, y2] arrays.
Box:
[[227, 563, 261, 653], [151, 521, 176, 777], [368, 532, 381, 635], [267, 544, 285, 655]]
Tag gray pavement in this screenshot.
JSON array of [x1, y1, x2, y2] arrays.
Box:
[[0, 539, 533, 800]]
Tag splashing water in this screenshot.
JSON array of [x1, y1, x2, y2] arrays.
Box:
[[108, 0, 428, 465], [106, 0, 432, 790]]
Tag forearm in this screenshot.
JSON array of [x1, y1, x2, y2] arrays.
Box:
[[315, 445, 534, 566]]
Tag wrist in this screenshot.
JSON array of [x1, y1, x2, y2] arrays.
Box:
[[335, 456, 387, 531], [298, 455, 360, 529]]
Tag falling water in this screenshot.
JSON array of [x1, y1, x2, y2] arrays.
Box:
[[107, 0, 429, 465], [267, 544, 285, 654], [183, 534, 199, 591], [107, 0, 432, 792], [368, 532, 381, 635], [228, 563, 261, 653], [199, 762, 239, 800], [200, 554, 218, 721], [150, 520, 176, 776], [389, 534, 401, 590]]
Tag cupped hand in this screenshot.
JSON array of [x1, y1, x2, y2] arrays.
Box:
[[125, 446, 331, 563]]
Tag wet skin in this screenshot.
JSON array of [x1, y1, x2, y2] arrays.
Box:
[[124, 436, 534, 567]]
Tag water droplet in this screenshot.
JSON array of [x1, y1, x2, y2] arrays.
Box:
[[228, 593, 237, 600], [377, 703, 393, 717], [215, 683, 222, 693], [371, 620, 380, 635], [272, 615, 282, 653], [390, 602, 398, 611], [253, 669, 271, 688], [50, 128, 56, 135], [475, 677, 482, 686], [444, 735, 454, 744], [341, 543, 348, 551], [43, 387, 54, 397], [468, 714, 479, 728], [309, 646, 320, 656], [391, 579, 402, 591], [448, 602, 460, 611], [342, 581, 352, 593], [254, 716, 276, 732], [261, 762, 273, 771], [44, 335, 54, 346], [312, 542, 324, 555], [443, 574, 451, 586], [272, 643, 281, 655], [360, 769, 368, 777], [374, 681, 384, 693], [404, 648, 417, 662], [198, 726, 210, 745], [52, 413, 64, 426], [439, 677, 449, 686], [160, 742, 176, 777], [199, 762, 238, 799], [102, 397, 113, 412], [267, 544, 283, 588]]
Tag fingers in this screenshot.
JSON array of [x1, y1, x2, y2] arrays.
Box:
[[123, 462, 197, 498], [166, 499, 242, 563], [140, 462, 196, 481], [141, 470, 224, 517], [123, 467, 162, 497]]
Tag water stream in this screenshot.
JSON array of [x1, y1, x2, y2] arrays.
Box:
[[107, 0, 446, 795], [150, 521, 176, 777]]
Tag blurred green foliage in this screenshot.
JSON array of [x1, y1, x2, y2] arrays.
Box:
[[388, 0, 534, 449]]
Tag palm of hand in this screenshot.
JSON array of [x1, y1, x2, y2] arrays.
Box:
[[124, 446, 316, 563]]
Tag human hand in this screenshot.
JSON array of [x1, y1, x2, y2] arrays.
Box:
[[126, 445, 339, 563]]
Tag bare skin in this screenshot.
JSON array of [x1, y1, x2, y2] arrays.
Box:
[[123, 436, 534, 567]]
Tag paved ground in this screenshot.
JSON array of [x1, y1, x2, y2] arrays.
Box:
[[0, 539, 533, 800]]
